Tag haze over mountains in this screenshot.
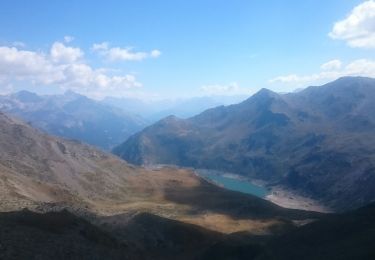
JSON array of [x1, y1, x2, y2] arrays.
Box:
[[114, 77, 375, 211], [0, 90, 244, 151], [103, 95, 246, 122], [0, 90, 146, 150]]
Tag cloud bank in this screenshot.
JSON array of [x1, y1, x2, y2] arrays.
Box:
[[200, 82, 255, 96], [0, 41, 142, 98], [269, 59, 375, 86], [329, 0, 375, 48], [92, 42, 161, 61]]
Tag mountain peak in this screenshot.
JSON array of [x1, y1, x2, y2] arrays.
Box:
[[12, 90, 42, 103], [250, 88, 279, 101], [63, 90, 84, 98], [254, 88, 277, 96], [333, 76, 375, 83], [164, 114, 180, 120], [322, 76, 375, 89], [159, 115, 182, 125], [240, 88, 280, 107], [300, 76, 375, 97]]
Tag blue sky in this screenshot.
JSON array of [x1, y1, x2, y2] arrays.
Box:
[[0, 0, 374, 99]]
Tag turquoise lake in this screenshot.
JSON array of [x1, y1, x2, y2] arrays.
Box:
[[198, 172, 269, 198]]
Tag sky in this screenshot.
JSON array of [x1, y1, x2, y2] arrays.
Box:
[[0, 0, 375, 100]]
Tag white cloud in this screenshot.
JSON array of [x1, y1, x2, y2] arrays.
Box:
[[50, 42, 83, 63], [0, 43, 142, 98], [0, 46, 65, 84], [345, 59, 375, 75], [150, 49, 161, 58], [92, 42, 109, 51], [329, 0, 375, 48], [92, 42, 161, 61], [107, 47, 148, 61], [269, 59, 375, 86], [12, 41, 26, 48], [62, 63, 141, 90], [320, 59, 342, 71], [269, 74, 312, 84], [0, 83, 14, 95], [63, 35, 74, 43], [201, 82, 255, 96]]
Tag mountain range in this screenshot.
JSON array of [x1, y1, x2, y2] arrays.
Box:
[[0, 82, 375, 258], [103, 95, 246, 122], [114, 77, 375, 211], [0, 90, 146, 150], [0, 108, 315, 221], [0, 110, 326, 259]]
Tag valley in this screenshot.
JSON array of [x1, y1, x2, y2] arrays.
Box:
[[0, 77, 375, 258], [0, 111, 321, 242], [0, 110, 338, 259], [196, 169, 330, 212], [114, 77, 375, 212], [2, 1, 375, 258]]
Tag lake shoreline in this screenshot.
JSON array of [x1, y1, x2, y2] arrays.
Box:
[[195, 169, 269, 198], [265, 186, 332, 213], [195, 169, 332, 213]]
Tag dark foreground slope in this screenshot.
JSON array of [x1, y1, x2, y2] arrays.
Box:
[[1, 203, 374, 260], [0, 210, 225, 260], [258, 202, 375, 260], [199, 202, 375, 260], [0, 210, 131, 260], [114, 77, 375, 210]]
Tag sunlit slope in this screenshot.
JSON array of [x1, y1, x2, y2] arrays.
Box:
[[0, 111, 319, 235]]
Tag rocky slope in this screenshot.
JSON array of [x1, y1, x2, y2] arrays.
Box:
[[0, 110, 318, 234], [114, 77, 375, 210], [1, 106, 374, 259]]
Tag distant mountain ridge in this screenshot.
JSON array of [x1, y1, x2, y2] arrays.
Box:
[[103, 95, 246, 122], [0, 90, 147, 150], [114, 77, 375, 211]]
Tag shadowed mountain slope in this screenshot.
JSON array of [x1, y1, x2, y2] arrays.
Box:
[[257, 202, 375, 260], [114, 77, 375, 210], [1, 203, 374, 260], [0, 210, 132, 260]]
